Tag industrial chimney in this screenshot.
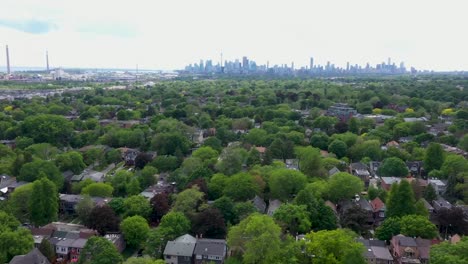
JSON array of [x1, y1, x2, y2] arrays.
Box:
[[46, 50, 50, 71], [6, 45, 11, 74]]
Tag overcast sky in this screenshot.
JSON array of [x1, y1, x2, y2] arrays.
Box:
[[1, 0, 467, 71]]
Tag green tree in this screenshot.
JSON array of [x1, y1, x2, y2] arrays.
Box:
[[121, 215, 150, 248], [386, 181, 416, 218], [7, 183, 33, 223], [151, 132, 191, 156], [273, 203, 311, 235], [269, 169, 307, 201], [18, 160, 63, 189], [123, 195, 152, 219], [244, 128, 268, 146], [78, 236, 123, 264], [303, 229, 366, 264], [430, 237, 468, 264], [159, 212, 191, 238], [440, 155, 468, 179], [82, 183, 114, 197], [400, 215, 438, 239], [172, 186, 205, 216], [30, 176, 58, 226], [216, 147, 247, 176], [327, 172, 363, 203], [21, 114, 73, 146], [38, 238, 55, 262], [415, 199, 429, 218], [139, 166, 158, 189], [424, 143, 445, 173], [375, 217, 401, 241], [295, 146, 323, 177], [192, 146, 219, 167], [76, 195, 95, 224], [377, 157, 409, 177], [213, 196, 236, 224], [227, 214, 282, 264], [0, 212, 34, 263], [55, 151, 86, 174], [328, 139, 347, 159], [224, 173, 259, 201], [423, 184, 437, 202]]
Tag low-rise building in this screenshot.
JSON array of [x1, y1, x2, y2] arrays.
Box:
[[390, 235, 430, 264], [357, 239, 393, 264], [9, 248, 50, 264], [193, 239, 227, 264], [428, 179, 446, 195]]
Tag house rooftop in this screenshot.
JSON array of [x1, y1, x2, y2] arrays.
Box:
[[9, 248, 51, 264], [193, 238, 227, 257], [163, 234, 197, 257]]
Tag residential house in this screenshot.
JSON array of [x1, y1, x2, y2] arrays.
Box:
[[357, 239, 393, 264], [380, 177, 427, 192], [193, 239, 227, 264], [9, 248, 50, 264], [118, 147, 140, 166], [0, 175, 27, 200], [33, 222, 123, 263], [369, 161, 381, 178], [390, 235, 431, 264], [370, 197, 386, 226], [0, 139, 16, 149], [326, 103, 357, 122], [328, 167, 340, 177], [284, 159, 300, 170], [267, 199, 282, 216], [350, 162, 371, 187], [59, 194, 112, 215], [420, 198, 435, 220], [140, 180, 175, 200], [428, 179, 447, 195], [338, 197, 374, 226], [251, 195, 266, 214], [164, 234, 197, 264], [432, 197, 452, 213], [403, 117, 428, 123], [406, 161, 423, 177]]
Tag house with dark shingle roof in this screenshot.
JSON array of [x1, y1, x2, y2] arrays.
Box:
[[164, 234, 197, 264], [357, 239, 393, 264], [390, 235, 431, 264], [370, 197, 386, 226], [9, 248, 50, 264], [193, 238, 227, 264]]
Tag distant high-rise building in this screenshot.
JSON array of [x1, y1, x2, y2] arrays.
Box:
[[5, 45, 11, 74], [291, 62, 294, 70], [388, 57, 391, 66], [310, 57, 314, 70], [46, 50, 50, 71], [242, 56, 249, 70], [346, 62, 350, 71]]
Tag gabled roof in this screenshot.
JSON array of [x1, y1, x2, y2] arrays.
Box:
[[395, 235, 417, 247], [328, 167, 340, 176], [193, 239, 227, 257], [370, 197, 385, 212], [163, 234, 196, 257], [9, 248, 51, 264]]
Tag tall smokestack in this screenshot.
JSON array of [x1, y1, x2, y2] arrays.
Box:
[[46, 50, 50, 71], [6, 45, 10, 74]]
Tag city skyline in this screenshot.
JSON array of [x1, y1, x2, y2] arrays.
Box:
[[1, 0, 468, 71]]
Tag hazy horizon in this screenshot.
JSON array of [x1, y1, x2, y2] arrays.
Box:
[[1, 0, 467, 71]]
